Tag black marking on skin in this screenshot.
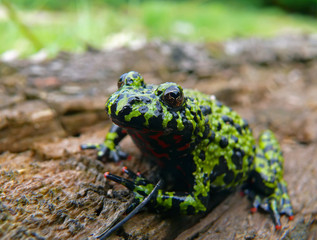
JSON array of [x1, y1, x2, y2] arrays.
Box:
[[231, 135, 238, 143], [132, 72, 140, 79], [156, 90, 163, 96], [128, 96, 141, 105], [110, 102, 117, 116], [113, 92, 125, 104], [261, 173, 274, 183], [259, 163, 265, 168], [234, 123, 242, 135], [124, 93, 133, 99], [148, 116, 163, 128], [209, 131, 216, 142], [203, 173, 209, 185], [129, 115, 146, 127], [139, 106, 148, 114], [219, 136, 228, 148], [119, 105, 132, 117], [232, 148, 243, 169], [283, 199, 291, 204], [126, 77, 133, 85], [256, 153, 266, 159], [186, 205, 196, 214], [135, 178, 148, 186], [270, 158, 279, 164], [193, 121, 200, 136], [171, 197, 181, 213], [202, 122, 210, 138], [263, 144, 274, 152], [200, 105, 212, 115], [240, 149, 245, 158], [199, 151, 206, 161], [213, 156, 229, 174], [191, 112, 200, 136], [167, 116, 178, 130], [136, 190, 147, 196], [153, 110, 161, 117], [221, 115, 234, 125], [196, 193, 209, 209], [242, 119, 249, 129], [248, 156, 254, 167], [140, 96, 152, 104], [178, 110, 195, 135], [216, 101, 223, 108], [224, 171, 235, 184], [261, 137, 272, 142], [235, 172, 243, 182], [192, 112, 199, 124], [155, 101, 163, 112], [217, 122, 222, 131], [173, 111, 180, 120]]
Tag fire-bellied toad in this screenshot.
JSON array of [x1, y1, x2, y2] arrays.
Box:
[[81, 71, 293, 229]]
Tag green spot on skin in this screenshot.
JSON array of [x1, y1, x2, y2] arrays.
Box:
[[115, 95, 129, 116], [125, 71, 144, 87], [179, 195, 206, 214], [185, 108, 196, 132], [156, 190, 174, 209], [211, 174, 226, 187], [135, 183, 154, 196], [193, 180, 209, 198], [104, 140, 115, 150], [107, 132, 118, 141], [162, 111, 173, 128], [176, 112, 184, 131], [125, 110, 141, 122]]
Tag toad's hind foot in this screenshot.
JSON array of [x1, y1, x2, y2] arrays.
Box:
[[246, 180, 294, 229]]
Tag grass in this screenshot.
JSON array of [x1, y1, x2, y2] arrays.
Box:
[[0, 1, 317, 58]]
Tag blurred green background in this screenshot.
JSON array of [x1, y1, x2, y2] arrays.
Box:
[[0, 0, 316, 58]]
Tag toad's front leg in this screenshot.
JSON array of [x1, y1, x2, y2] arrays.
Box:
[[81, 124, 128, 162]]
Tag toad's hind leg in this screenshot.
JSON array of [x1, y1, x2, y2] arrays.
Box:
[[246, 130, 294, 229], [105, 167, 208, 215]]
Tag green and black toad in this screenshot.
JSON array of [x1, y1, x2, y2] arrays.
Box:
[[81, 71, 294, 229]]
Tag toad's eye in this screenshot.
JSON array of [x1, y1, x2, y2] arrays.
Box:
[[118, 73, 127, 89], [162, 85, 184, 108]]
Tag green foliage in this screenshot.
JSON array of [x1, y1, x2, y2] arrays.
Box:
[[265, 0, 317, 15], [0, 1, 316, 57], [4, 0, 131, 10], [6, 0, 317, 15]]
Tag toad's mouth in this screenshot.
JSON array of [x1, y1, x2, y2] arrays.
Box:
[[108, 108, 166, 132]]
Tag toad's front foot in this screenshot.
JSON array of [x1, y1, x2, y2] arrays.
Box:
[[80, 143, 128, 162]]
